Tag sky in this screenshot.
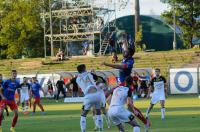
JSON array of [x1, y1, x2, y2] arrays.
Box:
[[91, 0, 170, 20]]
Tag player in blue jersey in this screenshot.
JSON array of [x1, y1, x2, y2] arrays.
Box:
[[30, 77, 45, 115], [0, 74, 9, 118], [0, 70, 20, 132], [102, 48, 135, 86]]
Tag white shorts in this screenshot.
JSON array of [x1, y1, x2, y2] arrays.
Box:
[[151, 92, 165, 105], [108, 106, 132, 125], [20, 94, 29, 103], [100, 91, 106, 108], [83, 92, 101, 110]]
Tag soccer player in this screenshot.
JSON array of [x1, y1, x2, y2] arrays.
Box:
[[108, 76, 140, 132], [0, 74, 9, 118], [76, 64, 103, 132], [91, 72, 111, 130], [102, 47, 135, 86], [19, 77, 31, 114], [146, 68, 167, 120], [30, 77, 45, 115], [0, 70, 20, 132]]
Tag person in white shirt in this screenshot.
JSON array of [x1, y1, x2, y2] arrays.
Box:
[[108, 76, 140, 132], [146, 68, 167, 120], [19, 77, 31, 114], [76, 64, 103, 132]]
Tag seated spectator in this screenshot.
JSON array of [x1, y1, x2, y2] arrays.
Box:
[[56, 48, 64, 61]]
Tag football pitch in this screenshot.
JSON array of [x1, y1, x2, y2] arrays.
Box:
[[2, 95, 200, 132]]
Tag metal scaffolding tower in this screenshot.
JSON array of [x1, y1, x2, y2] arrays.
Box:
[[41, 0, 129, 57]]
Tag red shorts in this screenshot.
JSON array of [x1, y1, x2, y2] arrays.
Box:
[[0, 100, 18, 111], [34, 97, 41, 104]]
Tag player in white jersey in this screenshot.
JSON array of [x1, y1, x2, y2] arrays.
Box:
[[76, 64, 103, 132], [19, 77, 31, 114], [146, 68, 167, 120], [108, 76, 140, 132], [91, 73, 111, 130]]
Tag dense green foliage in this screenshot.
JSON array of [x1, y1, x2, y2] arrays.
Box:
[[0, 0, 44, 59], [161, 0, 200, 48]]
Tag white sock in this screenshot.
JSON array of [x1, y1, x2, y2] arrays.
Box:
[[133, 126, 140, 132], [104, 113, 110, 127], [161, 108, 165, 119], [146, 108, 150, 118], [93, 115, 98, 128], [80, 116, 86, 132], [96, 115, 103, 129]]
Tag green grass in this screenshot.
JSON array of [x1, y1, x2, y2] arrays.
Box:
[[1, 95, 200, 132], [0, 49, 199, 78]]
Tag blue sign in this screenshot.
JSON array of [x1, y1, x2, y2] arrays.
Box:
[[174, 71, 193, 92]]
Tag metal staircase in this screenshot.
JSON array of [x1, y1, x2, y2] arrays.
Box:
[[99, 40, 109, 55]]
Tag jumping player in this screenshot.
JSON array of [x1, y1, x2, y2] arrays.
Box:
[[19, 77, 31, 114], [146, 68, 167, 120], [76, 64, 103, 132], [0, 70, 20, 132], [108, 76, 140, 132], [102, 48, 135, 86], [30, 77, 45, 115], [103, 48, 150, 131]]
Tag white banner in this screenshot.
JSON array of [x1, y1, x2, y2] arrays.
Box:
[[170, 68, 198, 94], [64, 97, 84, 103]]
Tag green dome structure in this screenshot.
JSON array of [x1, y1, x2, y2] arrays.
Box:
[[115, 15, 183, 50]]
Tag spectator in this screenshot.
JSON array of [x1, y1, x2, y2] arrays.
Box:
[[66, 75, 79, 97], [82, 41, 89, 55], [138, 73, 149, 98], [112, 51, 118, 63], [56, 48, 64, 61], [132, 72, 139, 92], [47, 79, 54, 97], [56, 77, 66, 102]]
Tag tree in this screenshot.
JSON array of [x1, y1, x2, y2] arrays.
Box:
[[134, 0, 141, 47], [0, 0, 44, 59], [161, 0, 200, 48]]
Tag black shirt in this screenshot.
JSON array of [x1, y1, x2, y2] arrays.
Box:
[[56, 80, 65, 90], [70, 77, 78, 92], [150, 76, 166, 89]]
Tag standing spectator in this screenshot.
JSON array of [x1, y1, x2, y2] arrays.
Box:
[[109, 31, 116, 55], [82, 41, 89, 55], [56, 77, 66, 102], [132, 72, 139, 92], [47, 79, 54, 97], [66, 75, 79, 97], [112, 50, 118, 63]]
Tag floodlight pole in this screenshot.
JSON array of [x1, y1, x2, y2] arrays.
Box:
[[173, 3, 177, 50], [43, 0, 47, 58], [49, 0, 54, 56]]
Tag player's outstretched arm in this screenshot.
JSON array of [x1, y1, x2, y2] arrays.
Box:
[[101, 62, 127, 70]]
